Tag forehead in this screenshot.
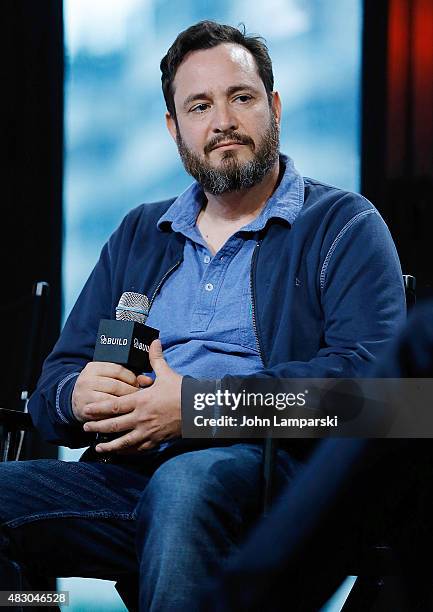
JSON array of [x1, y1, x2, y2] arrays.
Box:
[[172, 43, 263, 101]]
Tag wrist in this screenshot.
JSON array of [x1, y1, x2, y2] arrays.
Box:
[[56, 372, 81, 425]]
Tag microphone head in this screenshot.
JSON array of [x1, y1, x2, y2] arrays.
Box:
[[116, 292, 149, 324]]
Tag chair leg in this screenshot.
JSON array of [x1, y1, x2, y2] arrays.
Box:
[[0, 559, 24, 612], [0, 553, 60, 612], [115, 575, 139, 611], [0, 552, 22, 589]]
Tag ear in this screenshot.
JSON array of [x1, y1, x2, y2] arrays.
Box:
[[166, 112, 178, 143], [270, 91, 282, 127]]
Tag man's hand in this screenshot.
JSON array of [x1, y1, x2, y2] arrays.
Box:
[[71, 362, 152, 423], [82, 340, 183, 453]]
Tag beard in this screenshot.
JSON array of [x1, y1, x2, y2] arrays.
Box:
[[176, 111, 280, 195]]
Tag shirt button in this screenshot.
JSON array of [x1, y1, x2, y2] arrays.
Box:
[[204, 255, 211, 264], [205, 283, 214, 292]]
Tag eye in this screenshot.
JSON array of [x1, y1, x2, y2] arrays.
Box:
[[234, 94, 253, 103], [190, 103, 210, 114]]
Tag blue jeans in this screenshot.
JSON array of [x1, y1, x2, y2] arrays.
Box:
[[0, 443, 300, 611]]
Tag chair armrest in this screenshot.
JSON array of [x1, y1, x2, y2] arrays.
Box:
[[0, 408, 34, 431]]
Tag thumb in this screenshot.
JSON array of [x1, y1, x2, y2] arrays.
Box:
[[149, 339, 169, 376]]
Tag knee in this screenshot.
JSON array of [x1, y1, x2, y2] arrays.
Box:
[[136, 452, 215, 520], [134, 446, 261, 528]]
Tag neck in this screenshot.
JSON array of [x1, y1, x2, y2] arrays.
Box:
[[201, 159, 281, 223]]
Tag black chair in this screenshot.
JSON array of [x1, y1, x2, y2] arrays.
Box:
[[0, 281, 138, 609], [0, 281, 61, 605], [259, 274, 419, 611], [332, 275, 419, 611], [0, 281, 49, 461]]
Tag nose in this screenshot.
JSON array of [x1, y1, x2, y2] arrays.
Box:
[[211, 101, 238, 133]]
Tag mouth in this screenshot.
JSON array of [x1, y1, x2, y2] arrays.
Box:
[[211, 141, 247, 151]]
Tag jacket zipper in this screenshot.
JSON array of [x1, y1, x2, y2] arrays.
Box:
[[250, 241, 266, 367], [251, 239, 277, 517], [147, 260, 182, 314]]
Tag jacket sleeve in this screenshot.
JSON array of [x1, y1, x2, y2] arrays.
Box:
[[28, 233, 117, 448], [182, 207, 407, 401]]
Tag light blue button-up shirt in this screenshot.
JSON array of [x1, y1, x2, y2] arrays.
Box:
[[145, 155, 303, 380]]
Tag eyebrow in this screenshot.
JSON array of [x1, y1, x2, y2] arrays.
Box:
[[182, 84, 261, 110]]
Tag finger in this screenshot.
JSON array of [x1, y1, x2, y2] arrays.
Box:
[[85, 395, 137, 420], [84, 391, 119, 416], [137, 374, 154, 388], [83, 411, 136, 434], [95, 377, 140, 397], [90, 362, 138, 386], [88, 391, 117, 404], [80, 391, 132, 421], [117, 440, 157, 454], [149, 339, 168, 376], [94, 430, 145, 453]]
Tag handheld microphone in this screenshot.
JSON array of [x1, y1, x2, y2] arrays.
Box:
[[92, 292, 159, 460], [93, 292, 159, 373]]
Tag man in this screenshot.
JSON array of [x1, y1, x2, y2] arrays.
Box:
[[0, 21, 405, 610]]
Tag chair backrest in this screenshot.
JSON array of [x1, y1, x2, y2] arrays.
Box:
[[21, 281, 50, 406], [0, 281, 49, 461]]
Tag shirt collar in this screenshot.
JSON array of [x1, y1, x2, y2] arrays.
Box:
[[157, 154, 304, 233]]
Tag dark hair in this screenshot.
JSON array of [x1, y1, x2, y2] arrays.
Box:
[[160, 20, 274, 118]]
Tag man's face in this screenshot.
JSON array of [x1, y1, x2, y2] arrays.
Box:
[[166, 43, 281, 195]]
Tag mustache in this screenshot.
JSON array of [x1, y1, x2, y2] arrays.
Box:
[[204, 132, 255, 155]]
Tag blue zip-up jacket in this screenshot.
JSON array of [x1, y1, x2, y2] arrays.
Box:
[[28, 178, 406, 449]]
